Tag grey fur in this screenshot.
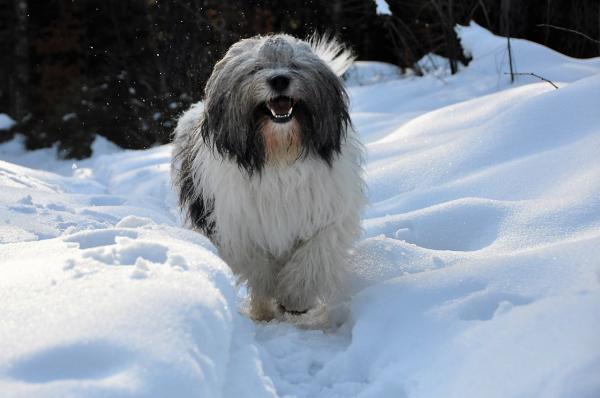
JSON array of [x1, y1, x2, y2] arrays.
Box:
[[200, 34, 351, 173]]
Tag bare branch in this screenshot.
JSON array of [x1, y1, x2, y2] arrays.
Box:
[[536, 24, 600, 44], [504, 72, 559, 89], [507, 36, 514, 83]]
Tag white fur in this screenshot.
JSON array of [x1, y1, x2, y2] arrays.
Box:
[[173, 104, 365, 320], [309, 35, 355, 77]]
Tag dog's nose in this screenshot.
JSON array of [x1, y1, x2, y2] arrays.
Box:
[[268, 74, 290, 92]]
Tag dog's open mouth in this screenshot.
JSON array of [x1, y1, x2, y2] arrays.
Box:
[[266, 96, 294, 123]]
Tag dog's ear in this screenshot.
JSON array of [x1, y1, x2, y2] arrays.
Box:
[[307, 77, 351, 165], [294, 56, 351, 165], [201, 52, 266, 175], [309, 34, 355, 77]]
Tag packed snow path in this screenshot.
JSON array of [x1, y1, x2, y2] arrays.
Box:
[[1, 24, 600, 398]]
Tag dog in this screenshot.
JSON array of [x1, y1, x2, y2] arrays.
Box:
[[171, 34, 365, 321]]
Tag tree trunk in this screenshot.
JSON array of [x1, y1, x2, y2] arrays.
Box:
[[11, 0, 30, 121]]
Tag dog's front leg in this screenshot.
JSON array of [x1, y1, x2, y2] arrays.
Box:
[[275, 222, 351, 313], [229, 249, 281, 321]]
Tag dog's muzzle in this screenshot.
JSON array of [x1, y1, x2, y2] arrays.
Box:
[[266, 96, 294, 123]]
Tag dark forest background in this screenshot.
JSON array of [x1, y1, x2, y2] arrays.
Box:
[[1, 0, 599, 159]]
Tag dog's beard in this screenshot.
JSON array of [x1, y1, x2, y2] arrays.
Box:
[[258, 115, 301, 165]]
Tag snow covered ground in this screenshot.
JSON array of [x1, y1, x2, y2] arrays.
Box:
[[1, 23, 599, 398]]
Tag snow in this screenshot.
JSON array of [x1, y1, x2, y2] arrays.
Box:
[[374, 0, 391, 15], [0, 113, 16, 130], [1, 23, 600, 397], [345, 61, 404, 86]]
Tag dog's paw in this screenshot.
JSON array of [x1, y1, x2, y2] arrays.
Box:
[[275, 290, 317, 315], [277, 303, 309, 316], [249, 297, 278, 322]]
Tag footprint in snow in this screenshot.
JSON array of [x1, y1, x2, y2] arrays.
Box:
[[8, 205, 37, 214], [81, 237, 168, 267], [88, 196, 126, 206], [6, 341, 132, 383], [64, 229, 138, 249], [457, 291, 534, 321], [14, 196, 60, 216]]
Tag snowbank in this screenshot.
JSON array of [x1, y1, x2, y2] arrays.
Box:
[[345, 62, 404, 86], [0, 113, 15, 130], [1, 23, 599, 398], [0, 142, 273, 397]]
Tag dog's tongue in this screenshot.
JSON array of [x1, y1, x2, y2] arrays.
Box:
[[267, 96, 293, 116]]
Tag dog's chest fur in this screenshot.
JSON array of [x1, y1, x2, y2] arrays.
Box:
[[194, 139, 362, 260]]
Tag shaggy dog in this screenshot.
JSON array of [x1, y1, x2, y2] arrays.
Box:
[[171, 34, 365, 321]]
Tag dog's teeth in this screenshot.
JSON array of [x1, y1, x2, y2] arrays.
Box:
[[269, 105, 293, 119], [271, 110, 292, 118]]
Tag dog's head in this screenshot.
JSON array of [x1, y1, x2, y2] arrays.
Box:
[[200, 34, 354, 173]]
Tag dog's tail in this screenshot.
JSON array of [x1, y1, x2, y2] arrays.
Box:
[[309, 34, 355, 77]]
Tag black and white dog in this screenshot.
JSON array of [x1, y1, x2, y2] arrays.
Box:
[[171, 34, 365, 321]]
